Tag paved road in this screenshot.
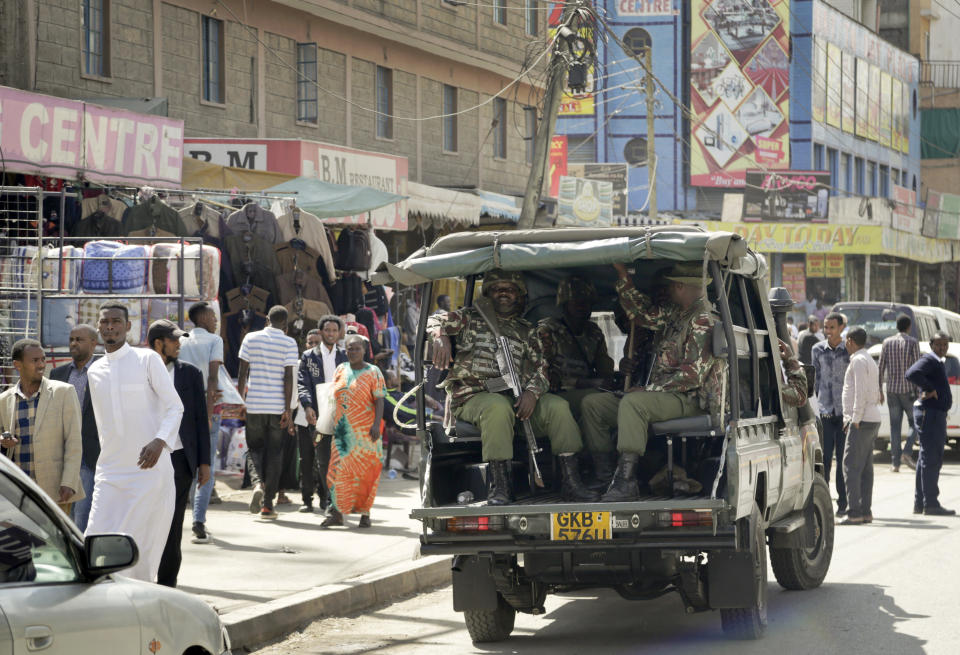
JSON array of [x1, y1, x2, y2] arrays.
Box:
[[253, 451, 960, 655]]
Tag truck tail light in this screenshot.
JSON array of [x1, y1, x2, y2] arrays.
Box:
[[657, 510, 713, 528], [445, 516, 504, 532]]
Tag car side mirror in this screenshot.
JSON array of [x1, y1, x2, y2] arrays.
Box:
[[84, 534, 138, 577]]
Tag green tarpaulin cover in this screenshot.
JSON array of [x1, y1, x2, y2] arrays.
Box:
[[922, 108, 960, 159], [263, 176, 405, 218], [380, 227, 762, 285]]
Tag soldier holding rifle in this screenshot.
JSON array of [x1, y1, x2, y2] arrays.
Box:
[[428, 269, 598, 505]]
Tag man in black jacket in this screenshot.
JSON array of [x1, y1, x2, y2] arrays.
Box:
[[296, 316, 347, 512], [50, 325, 100, 532], [150, 320, 211, 587], [906, 331, 955, 516]]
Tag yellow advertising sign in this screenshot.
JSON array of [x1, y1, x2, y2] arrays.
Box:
[[825, 253, 845, 278], [697, 221, 884, 254], [559, 94, 595, 116], [806, 254, 826, 277]]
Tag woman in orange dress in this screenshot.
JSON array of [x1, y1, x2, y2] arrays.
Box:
[[321, 335, 386, 528]]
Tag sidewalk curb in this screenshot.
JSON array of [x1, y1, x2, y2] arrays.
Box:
[[222, 555, 452, 651]]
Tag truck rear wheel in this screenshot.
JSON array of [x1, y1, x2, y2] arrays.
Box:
[[720, 503, 767, 639], [464, 594, 516, 643], [770, 474, 834, 590]]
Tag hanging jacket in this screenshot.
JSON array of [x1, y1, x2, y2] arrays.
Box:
[[226, 203, 281, 244], [121, 197, 189, 236]]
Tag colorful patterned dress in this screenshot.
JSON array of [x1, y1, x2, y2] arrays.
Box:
[[327, 362, 387, 515]]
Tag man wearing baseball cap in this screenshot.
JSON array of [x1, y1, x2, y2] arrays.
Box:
[[149, 320, 212, 587]]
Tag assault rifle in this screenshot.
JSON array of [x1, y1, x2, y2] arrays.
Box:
[[474, 298, 545, 489]]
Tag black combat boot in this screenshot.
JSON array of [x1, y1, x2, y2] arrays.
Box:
[[592, 452, 617, 487], [601, 453, 641, 502], [486, 461, 513, 506], [560, 454, 600, 502]]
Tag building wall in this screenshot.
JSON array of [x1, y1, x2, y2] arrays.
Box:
[[7, 0, 541, 196]]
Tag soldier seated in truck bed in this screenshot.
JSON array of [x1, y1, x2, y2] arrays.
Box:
[[427, 269, 599, 505]]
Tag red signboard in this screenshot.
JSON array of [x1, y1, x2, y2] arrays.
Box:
[[549, 135, 568, 197]]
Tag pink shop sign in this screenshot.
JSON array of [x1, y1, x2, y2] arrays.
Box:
[[0, 85, 184, 186]]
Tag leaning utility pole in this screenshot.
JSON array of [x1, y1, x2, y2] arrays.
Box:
[[518, 4, 578, 230], [644, 45, 657, 222]]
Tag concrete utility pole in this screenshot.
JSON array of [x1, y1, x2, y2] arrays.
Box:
[[518, 4, 578, 230], [644, 45, 657, 222]]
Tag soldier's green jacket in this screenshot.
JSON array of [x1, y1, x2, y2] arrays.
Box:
[[615, 277, 725, 415], [427, 307, 550, 408], [781, 352, 808, 407], [536, 316, 615, 392]]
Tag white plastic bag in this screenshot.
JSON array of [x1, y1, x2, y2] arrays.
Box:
[[315, 382, 336, 435], [224, 427, 247, 474]]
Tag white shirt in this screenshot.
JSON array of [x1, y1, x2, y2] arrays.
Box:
[[239, 326, 300, 414], [842, 348, 883, 425], [179, 327, 225, 390], [318, 342, 339, 384]]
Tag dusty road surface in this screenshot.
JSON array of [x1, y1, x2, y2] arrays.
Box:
[[253, 452, 960, 655]]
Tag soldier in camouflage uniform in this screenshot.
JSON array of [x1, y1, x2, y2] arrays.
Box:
[[537, 276, 617, 481], [779, 338, 809, 407], [427, 269, 598, 505], [582, 261, 724, 501]]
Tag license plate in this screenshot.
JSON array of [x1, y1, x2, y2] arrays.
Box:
[[551, 511, 612, 541]]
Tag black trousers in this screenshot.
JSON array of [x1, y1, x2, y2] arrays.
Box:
[[821, 415, 847, 511], [158, 450, 194, 588], [316, 433, 332, 509], [915, 406, 947, 509], [297, 425, 323, 507], [246, 413, 285, 509]]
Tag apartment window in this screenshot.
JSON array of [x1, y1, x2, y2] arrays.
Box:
[[879, 164, 890, 197], [525, 1, 539, 36], [854, 157, 864, 195], [524, 107, 537, 164], [297, 43, 318, 124], [813, 143, 824, 171], [202, 16, 225, 104], [376, 66, 393, 139], [841, 153, 851, 194], [494, 0, 507, 26], [82, 0, 110, 77], [443, 85, 458, 153], [868, 161, 877, 196], [493, 98, 507, 159]]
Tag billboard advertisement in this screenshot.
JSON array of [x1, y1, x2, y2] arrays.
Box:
[[556, 176, 614, 226], [742, 169, 830, 222], [567, 163, 629, 217], [690, 0, 790, 187], [549, 136, 568, 197]]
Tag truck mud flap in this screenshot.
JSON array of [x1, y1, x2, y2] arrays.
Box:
[[707, 551, 758, 608], [452, 555, 498, 612]]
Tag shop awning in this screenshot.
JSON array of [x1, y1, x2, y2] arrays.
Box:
[[181, 157, 296, 190], [474, 190, 524, 222], [262, 176, 405, 218], [406, 182, 483, 227]]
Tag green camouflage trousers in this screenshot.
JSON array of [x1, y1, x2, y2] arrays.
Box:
[[580, 390, 704, 455], [454, 392, 583, 461]]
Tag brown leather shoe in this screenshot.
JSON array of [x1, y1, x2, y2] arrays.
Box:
[[320, 508, 344, 528]]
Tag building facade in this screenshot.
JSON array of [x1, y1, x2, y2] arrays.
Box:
[[0, 0, 547, 196]]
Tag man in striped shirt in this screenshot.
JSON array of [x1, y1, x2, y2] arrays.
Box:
[[878, 314, 921, 471], [238, 306, 300, 520]]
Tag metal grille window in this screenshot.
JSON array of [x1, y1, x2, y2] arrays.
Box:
[[443, 85, 458, 152], [377, 66, 394, 139], [297, 43, 318, 124], [494, 0, 507, 26], [493, 98, 507, 159], [525, 1, 539, 36], [568, 135, 596, 163], [81, 0, 109, 77], [202, 16, 225, 104], [524, 107, 537, 164]]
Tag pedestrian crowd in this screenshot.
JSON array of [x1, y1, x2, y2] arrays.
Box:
[[810, 311, 955, 525], [0, 293, 429, 586]]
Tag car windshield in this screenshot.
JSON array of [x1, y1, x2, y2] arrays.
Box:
[[837, 307, 902, 346]]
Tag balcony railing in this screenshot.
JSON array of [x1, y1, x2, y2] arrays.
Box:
[[921, 61, 960, 88]]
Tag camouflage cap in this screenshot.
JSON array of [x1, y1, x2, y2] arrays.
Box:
[[556, 275, 598, 305], [663, 262, 704, 287], [482, 269, 526, 297]]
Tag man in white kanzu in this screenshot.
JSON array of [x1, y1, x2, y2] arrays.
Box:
[[85, 302, 184, 582]]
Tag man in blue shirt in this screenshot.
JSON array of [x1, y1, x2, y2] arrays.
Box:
[[812, 311, 851, 516], [906, 331, 955, 516]]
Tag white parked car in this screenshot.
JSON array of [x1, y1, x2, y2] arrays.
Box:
[[0, 456, 229, 655]]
